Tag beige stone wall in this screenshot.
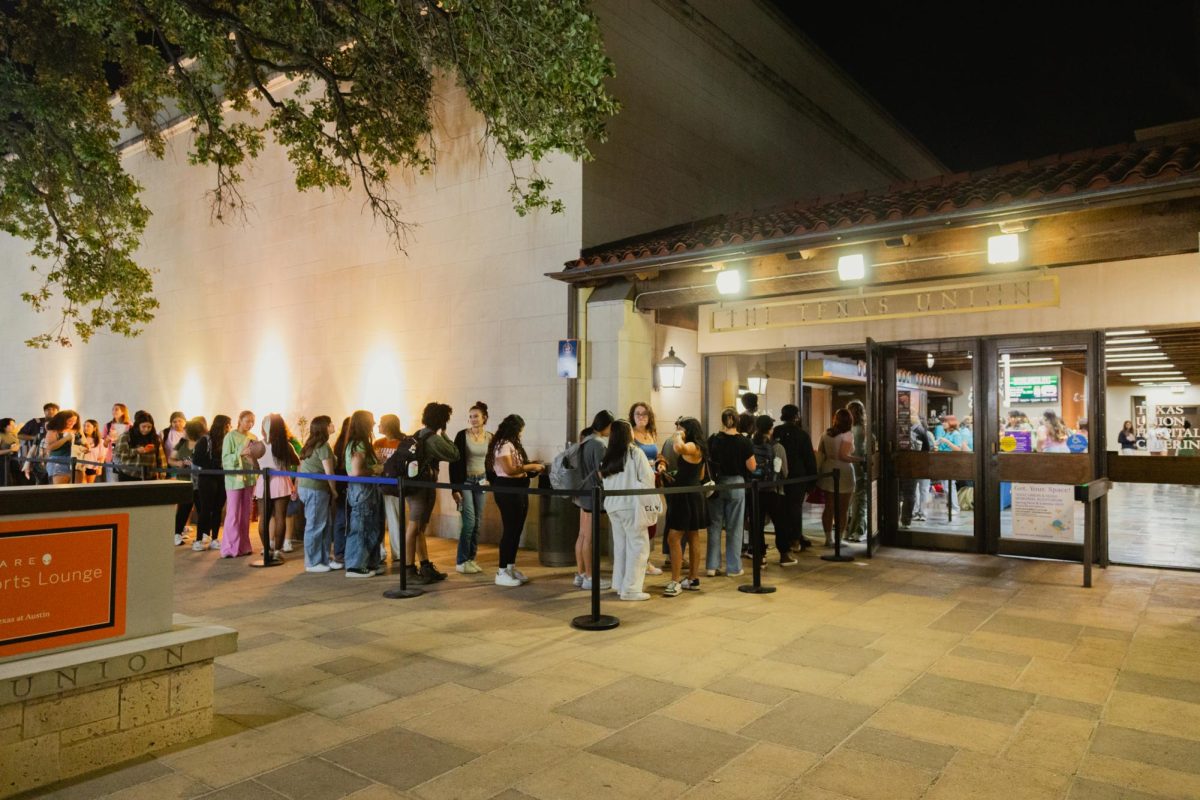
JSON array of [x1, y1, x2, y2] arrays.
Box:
[[1, 662, 214, 797]]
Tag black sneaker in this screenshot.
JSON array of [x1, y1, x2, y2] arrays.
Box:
[[421, 561, 448, 582], [406, 564, 431, 585], [346, 567, 373, 578], [683, 578, 701, 591]]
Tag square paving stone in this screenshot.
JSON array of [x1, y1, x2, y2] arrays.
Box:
[[321, 728, 478, 789], [1116, 670, 1200, 705], [255, 757, 371, 800], [705, 676, 794, 706], [311, 628, 384, 649], [358, 655, 481, 697], [199, 780, 290, 800], [556, 676, 689, 729], [979, 614, 1082, 644], [587, 715, 752, 783], [315, 656, 381, 676], [928, 602, 996, 634], [739, 692, 876, 754], [1067, 777, 1169, 800], [898, 674, 1036, 725], [844, 727, 957, 772], [764, 639, 883, 676], [1089, 724, 1200, 775]]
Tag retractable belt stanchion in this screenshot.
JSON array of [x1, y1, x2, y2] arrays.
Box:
[[739, 478, 776, 594], [252, 467, 284, 567], [822, 469, 853, 563], [384, 473, 424, 599], [1, 453, 9, 486], [572, 484, 619, 631]]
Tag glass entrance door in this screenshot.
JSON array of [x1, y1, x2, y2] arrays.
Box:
[[983, 333, 1103, 560], [879, 339, 984, 552]]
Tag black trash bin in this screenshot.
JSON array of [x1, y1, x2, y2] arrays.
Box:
[[537, 473, 577, 566]]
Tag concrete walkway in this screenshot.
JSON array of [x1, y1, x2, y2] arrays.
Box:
[[32, 539, 1200, 800]]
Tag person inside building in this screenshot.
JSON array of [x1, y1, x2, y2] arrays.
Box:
[[1036, 411, 1069, 453], [575, 410, 614, 591], [900, 419, 935, 527], [487, 414, 545, 587], [933, 414, 970, 513], [600, 419, 656, 601], [1118, 420, 1138, 453], [450, 401, 492, 575], [772, 404, 817, 551], [706, 407, 755, 577]]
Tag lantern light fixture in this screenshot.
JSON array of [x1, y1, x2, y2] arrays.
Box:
[[747, 362, 769, 394], [656, 347, 687, 389]]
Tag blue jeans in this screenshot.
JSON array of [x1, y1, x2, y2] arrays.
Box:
[[298, 487, 332, 568], [706, 476, 746, 573], [456, 476, 486, 565], [345, 483, 383, 571], [332, 494, 348, 561]]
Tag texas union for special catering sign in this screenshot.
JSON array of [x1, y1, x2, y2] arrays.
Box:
[[0, 514, 128, 657], [709, 273, 1060, 332]]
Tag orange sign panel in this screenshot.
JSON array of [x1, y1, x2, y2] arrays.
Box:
[[0, 514, 128, 657]]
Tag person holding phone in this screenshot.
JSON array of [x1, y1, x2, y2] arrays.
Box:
[[486, 414, 544, 587], [115, 410, 166, 482]]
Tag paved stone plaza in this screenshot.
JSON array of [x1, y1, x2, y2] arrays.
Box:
[[29, 540, 1200, 800]]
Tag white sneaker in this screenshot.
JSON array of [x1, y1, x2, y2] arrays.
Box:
[[495, 568, 521, 587], [663, 581, 682, 597], [328, 560, 344, 570], [620, 592, 651, 601], [706, 569, 718, 577], [510, 566, 529, 584], [581, 576, 611, 590], [645, 563, 663, 576], [192, 538, 209, 552], [465, 560, 483, 574], [282, 540, 295, 553], [727, 570, 744, 577], [209, 538, 221, 550], [456, 563, 469, 574], [573, 573, 584, 588], [174, 533, 184, 546], [306, 564, 332, 573]]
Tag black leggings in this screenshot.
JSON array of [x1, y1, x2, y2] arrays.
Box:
[[175, 493, 195, 535], [196, 479, 225, 540], [492, 476, 529, 567]]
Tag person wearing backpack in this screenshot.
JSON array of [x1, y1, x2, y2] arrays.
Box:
[[450, 402, 492, 575], [402, 402, 460, 584], [373, 414, 405, 565], [575, 410, 614, 591], [706, 407, 756, 578], [600, 420, 658, 601], [751, 415, 796, 566]]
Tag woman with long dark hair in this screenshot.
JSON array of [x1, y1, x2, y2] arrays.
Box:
[[80, 420, 104, 483], [44, 409, 81, 484], [817, 408, 858, 547], [1118, 420, 1138, 453], [329, 416, 352, 569], [115, 410, 166, 482], [600, 420, 656, 601], [663, 417, 709, 596], [405, 402, 460, 584], [220, 410, 258, 557], [344, 410, 385, 578], [298, 415, 338, 572], [486, 414, 544, 587], [192, 414, 230, 551], [168, 417, 207, 546], [102, 403, 131, 482], [450, 401, 492, 575], [249, 414, 300, 558]]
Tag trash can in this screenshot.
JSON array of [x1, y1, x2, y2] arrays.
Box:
[[537, 473, 578, 567]]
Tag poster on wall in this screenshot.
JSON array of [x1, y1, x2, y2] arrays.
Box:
[[556, 339, 579, 379], [1011, 484, 1075, 541], [897, 392, 912, 450], [0, 514, 128, 658]]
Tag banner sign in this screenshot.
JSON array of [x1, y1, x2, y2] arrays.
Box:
[[1010, 483, 1075, 541], [709, 273, 1059, 332], [0, 514, 128, 657], [557, 339, 579, 379]]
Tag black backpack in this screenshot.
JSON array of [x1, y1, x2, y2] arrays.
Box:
[[750, 440, 775, 481], [381, 431, 432, 497]]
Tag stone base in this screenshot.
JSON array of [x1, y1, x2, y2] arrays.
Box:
[[0, 622, 236, 798]]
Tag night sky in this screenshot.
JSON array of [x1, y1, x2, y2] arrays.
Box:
[[775, 3, 1200, 172]]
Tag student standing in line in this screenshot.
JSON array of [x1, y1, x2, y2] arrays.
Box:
[[102, 403, 131, 483], [629, 401, 664, 576], [487, 414, 545, 587], [706, 407, 755, 578], [298, 416, 338, 572], [80, 420, 104, 483], [661, 417, 708, 596], [344, 410, 385, 578], [249, 414, 300, 559], [772, 404, 817, 552], [163, 411, 187, 457], [220, 410, 258, 558], [404, 402, 460, 584], [450, 401, 492, 575], [373, 414, 405, 564], [737, 392, 759, 435], [115, 410, 166, 481], [0, 418, 20, 486], [845, 400, 869, 543], [329, 416, 352, 569], [168, 417, 207, 546], [192, 415, 229, 551], [43, 409, 81, 485], [817, 409, 859, 547], [751, 415, 795, 566], [575, 410, 614, 591], [600, 419, 655, 601], [18, 402, 59, 484]]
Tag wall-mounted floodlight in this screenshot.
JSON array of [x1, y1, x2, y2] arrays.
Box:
[[715, 269, 742, 295], [837, 254, 866, 281], [987, 233, 1020, 264]]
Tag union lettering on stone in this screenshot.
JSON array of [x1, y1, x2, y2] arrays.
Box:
[[709, 274, 1058, 332]]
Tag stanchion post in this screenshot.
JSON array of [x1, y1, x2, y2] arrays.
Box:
[[822, 469, 854, 563], [252, 468, 284, 567], [1, 453, 9, 487], [69, 455, 76, 484], [740, 479, 777, 594], [572, 484, 619, 631], [1083, 491, 1093, 589], [384, 474, 424, 599]]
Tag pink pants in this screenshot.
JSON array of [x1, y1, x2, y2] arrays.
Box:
[[221, 487, 255, 556]]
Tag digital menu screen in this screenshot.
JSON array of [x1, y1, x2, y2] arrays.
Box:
[[1009, 375, 1059, 404]]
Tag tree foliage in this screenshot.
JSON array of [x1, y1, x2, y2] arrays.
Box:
[[0, 0, 618, 346]]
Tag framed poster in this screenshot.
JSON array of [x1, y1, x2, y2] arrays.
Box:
[[557, 339, 579, 379], [1010, 484, 1074, 541]]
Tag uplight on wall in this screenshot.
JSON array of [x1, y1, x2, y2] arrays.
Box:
[[715, 269, 742, 295], [987, 233, 1020, 265], [926, 353, 935, 369], [747, 362, 769, 394], [656, 347, 687, 389], [838, 254, 866, 281]]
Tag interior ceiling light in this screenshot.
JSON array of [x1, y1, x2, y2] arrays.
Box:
[[1105, 337, 1153, 344], [1105, 329, 1148, 337], [987, 233, 1020, 265], [1107, 363, 1173, 370], [926, 353, 935, 369], [1007, 357, 1062, 364], [837, 254, 866, 281], [1122, 371, 1183, 376], [1106, 354, 1168, 361], [1104, 345, 1161, 352], [715, 268, 742, 295]]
